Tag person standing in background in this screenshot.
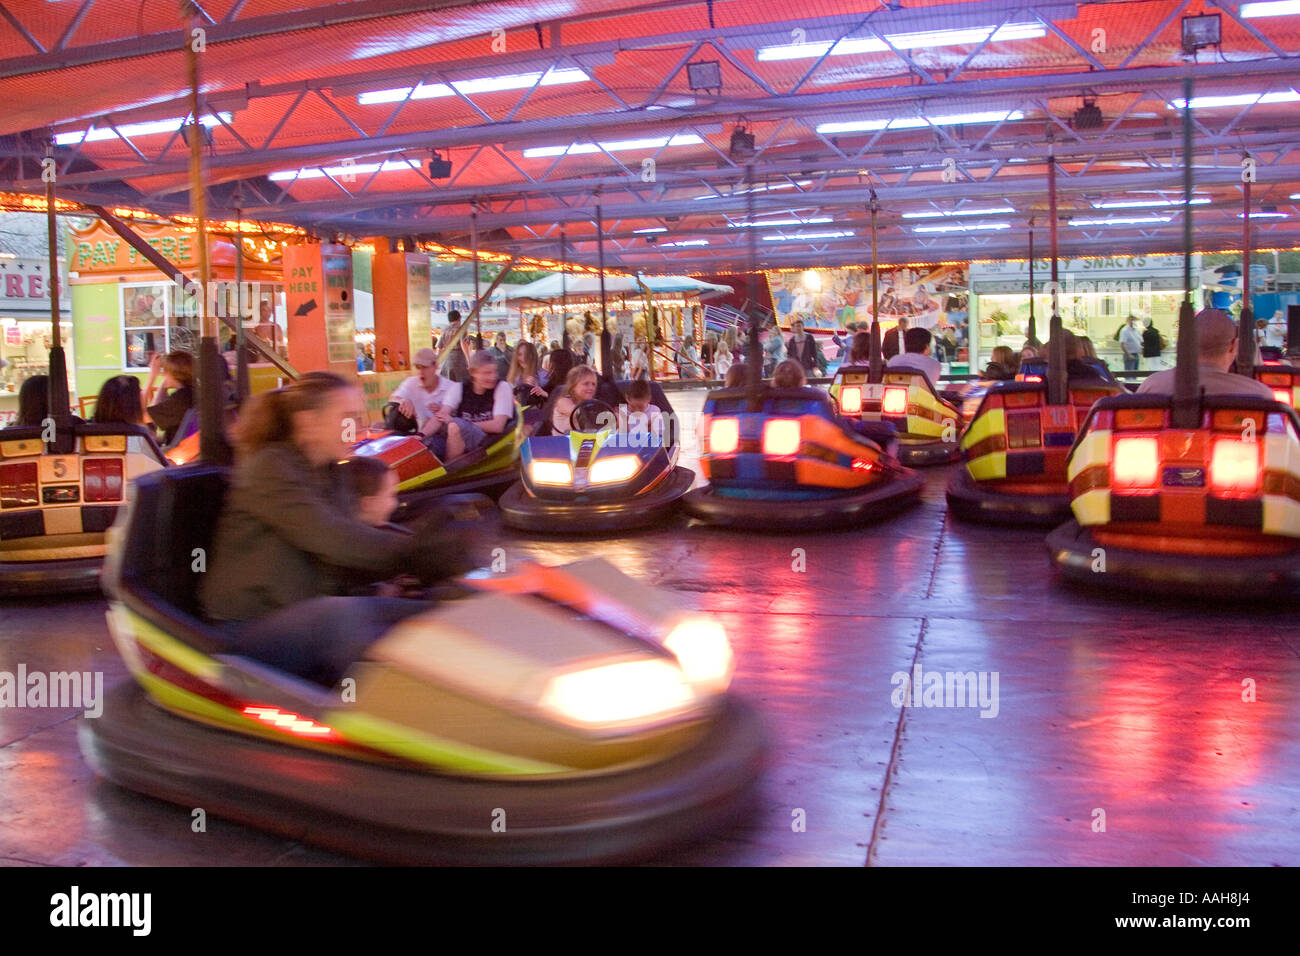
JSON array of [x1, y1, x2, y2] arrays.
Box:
[[489, 331, 511, 380], [714, 340, 733, 381], [762, 322, 786, 376], [630, 337, 650, 380], [882, 318, 909, 359], [700, 333, 717, 379], [254, 299, 279, 352], [440, 311, 469, 383], [611, 332, 627, 380], [1119, 314, 1143, 373], [679, 335, 702, 379], [1141, 318, 1165, 371]]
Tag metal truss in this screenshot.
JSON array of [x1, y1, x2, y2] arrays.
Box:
[[2, 0, 1299, 267]]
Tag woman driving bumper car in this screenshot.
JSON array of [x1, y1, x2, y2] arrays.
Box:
[[85, 374, 762, 864], [199, 373, 470, 684]]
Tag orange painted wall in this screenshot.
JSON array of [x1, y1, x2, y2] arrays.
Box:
[[284, 242, 357, 376], [371, 251, 431, 370]]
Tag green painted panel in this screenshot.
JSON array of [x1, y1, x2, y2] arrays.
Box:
[[352, 248, 372, 294], [71, 282, 121, 397]]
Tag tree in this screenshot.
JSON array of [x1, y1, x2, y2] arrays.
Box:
[[478, 262, 550, 285], [1202, 250, 1300, 273]]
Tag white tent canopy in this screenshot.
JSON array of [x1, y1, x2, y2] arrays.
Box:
[[492, 273, 733, 302]]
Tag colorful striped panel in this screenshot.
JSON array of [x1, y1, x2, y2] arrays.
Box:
[[1067, 416, 1300, 538], [834, 373, 959, 439], [702, 412, 881, 491]]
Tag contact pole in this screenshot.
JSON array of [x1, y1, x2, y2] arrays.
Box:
[[186, 3, 228, 464], [1238, 167, 1254, 371], [560, 228, 569, 352], [45, 151, 60, 355], [45, 142, 72, 448], [596, 200, 609, 379], [234, 208, 249, 400], [745, 164, 760, 390], [1046, 139, 1066, 406], [471, 201, 481, 347], [1172, 73, 1200, 428], [869, 192, 882, 383], [1027, 221, 1036, 347]]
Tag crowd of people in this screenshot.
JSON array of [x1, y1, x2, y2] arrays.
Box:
[[416, 310, 806, 386]]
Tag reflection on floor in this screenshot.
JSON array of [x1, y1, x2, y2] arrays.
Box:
[[3, 387, 1299, 866]]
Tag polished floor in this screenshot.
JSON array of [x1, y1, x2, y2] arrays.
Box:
[[2, 390, 1299, 866]]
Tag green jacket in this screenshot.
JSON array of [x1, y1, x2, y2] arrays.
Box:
[[200, 443, 435, 622]]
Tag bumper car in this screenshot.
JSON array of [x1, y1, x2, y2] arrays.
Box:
[[947, 376, 996, 425], [946, 376, 1124, 526], [682, 383, 923, 531], [828, 364, 963, 466], [81, 464, 763, 864], [350, 402, 523, 512], [499, 394, 694, 534], [1254, 361, 1300, 409], [1046, 392, 1300, 598], [0, 421, 166, 597]]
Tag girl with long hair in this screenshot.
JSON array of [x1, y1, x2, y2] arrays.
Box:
[[550, 365, 599, 435]]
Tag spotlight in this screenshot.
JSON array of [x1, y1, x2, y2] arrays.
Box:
[[728, 124, 755, 161], [180, 121, 214, 148], [428, 151, 452, 179], [687, 60, 723, 92], [1072, 95, 1103, 130], [1182, 13, 1221, 54]]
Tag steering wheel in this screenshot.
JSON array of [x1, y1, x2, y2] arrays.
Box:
[[570, 399, 616, 433]]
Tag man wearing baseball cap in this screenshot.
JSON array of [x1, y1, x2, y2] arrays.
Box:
[[1137, 308, 1274, 400], [388, 346, 461, 434]]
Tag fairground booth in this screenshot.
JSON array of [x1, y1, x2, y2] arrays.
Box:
[[0, 253, 70, 424], [65, 217, 287, 409]]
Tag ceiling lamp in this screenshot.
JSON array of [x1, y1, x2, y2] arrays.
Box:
[[428, 151, 452, 179], [1181, 13, 1222, 54], [358, 67, 588, 105], [728, 122, 756, 161], [686, 60, 723, 92], [1072, 94, 1103, 130]]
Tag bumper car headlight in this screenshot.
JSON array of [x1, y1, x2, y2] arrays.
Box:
[[664, 619, 735, 694], [540, 659, 695, 729], [589, 455, 640, 484], [530, 460, 573, 486]]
